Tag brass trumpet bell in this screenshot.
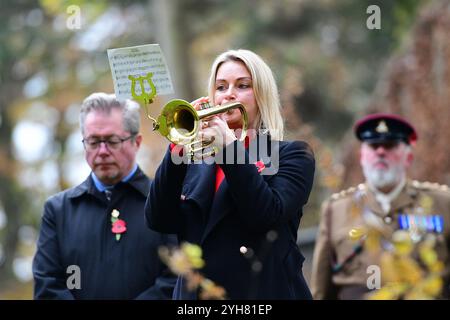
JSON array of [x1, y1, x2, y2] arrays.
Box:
[[153, 99, 248, 159]]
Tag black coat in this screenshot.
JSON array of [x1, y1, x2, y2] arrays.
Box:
[[146, 138, 315, 299], [33, 167, 177, 299]]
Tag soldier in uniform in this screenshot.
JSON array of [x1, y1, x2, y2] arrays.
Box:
[[311, 113, 450, 299]]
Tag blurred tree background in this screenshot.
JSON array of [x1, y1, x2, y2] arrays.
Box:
[[1, 0, 448, 298]]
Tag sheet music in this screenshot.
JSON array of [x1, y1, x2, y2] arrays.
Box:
[[107, 44, 174, 101]]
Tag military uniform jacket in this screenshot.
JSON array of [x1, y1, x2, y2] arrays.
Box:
[[311, 180, 450, 299], [33, 167, 177, 299], [145, 138, 315, 299]]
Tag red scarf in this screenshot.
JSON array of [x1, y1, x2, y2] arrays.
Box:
[[215, 136, 250, 192], [171, 137, 251, 193]]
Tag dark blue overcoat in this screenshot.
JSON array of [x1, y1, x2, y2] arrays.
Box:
[[33, 167, 176, 299], [146, 137, 315, 299]]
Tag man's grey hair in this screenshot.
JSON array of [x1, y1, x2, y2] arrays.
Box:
[[79, 92, 140, 136]]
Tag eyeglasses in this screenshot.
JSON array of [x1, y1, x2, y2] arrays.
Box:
[[82, 134, 136, 151]]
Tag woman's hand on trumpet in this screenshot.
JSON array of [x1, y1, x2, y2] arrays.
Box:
[[191, 96, 210, 110], [200, 115, 237, 149], [191, 97, 237, 150]]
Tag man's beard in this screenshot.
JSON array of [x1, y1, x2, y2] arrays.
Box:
[[362, 161, 405, 190]]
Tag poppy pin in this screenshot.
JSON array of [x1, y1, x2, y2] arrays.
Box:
[[111, 209, 127, 241], [254, 160, 266, 173]]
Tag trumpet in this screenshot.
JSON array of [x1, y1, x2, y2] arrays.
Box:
[[152, 99, 248, 159]]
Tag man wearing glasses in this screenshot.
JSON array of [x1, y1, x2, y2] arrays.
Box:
[[33, 92, 176, 299], [311, 113, 450, 299]]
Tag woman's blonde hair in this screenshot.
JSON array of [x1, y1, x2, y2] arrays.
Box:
[[208, 49, 284, 140]]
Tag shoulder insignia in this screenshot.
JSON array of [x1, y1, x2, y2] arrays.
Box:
[[412, 180, 450, 192], [330, 185, 359, 201]]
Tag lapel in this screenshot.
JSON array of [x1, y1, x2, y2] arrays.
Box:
[[200, 167, 275, 244], [364, 181, 416, 216], [364, 185, 386, 216], [390, 180, 417, 212], [67, 166, 149, 201], [183, 161, 216, 218], [126, 166, 151, 197], [201, 176, 231, 243], [67, 175, 105, 203], [200, 135, 277, 243]]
